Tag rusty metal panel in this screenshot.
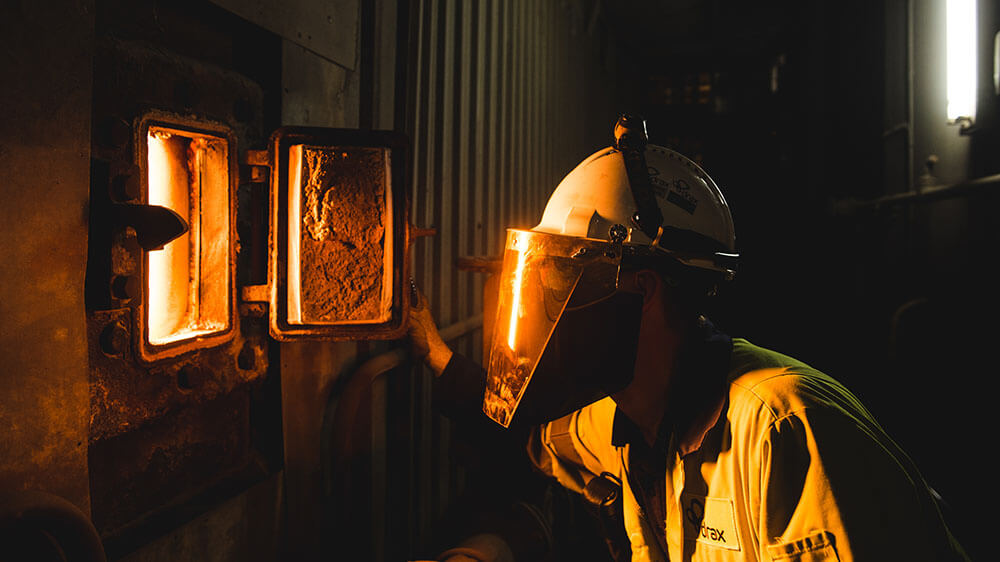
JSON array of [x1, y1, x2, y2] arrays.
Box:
[[209, 0, 359, 70], [0, 0, 95, 515], [281, 41, 358, 128], [83, 15, 280, 552], [88, 390, 251, 534]]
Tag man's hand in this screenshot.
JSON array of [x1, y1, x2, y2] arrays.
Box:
[[408, 281, 453, 376]]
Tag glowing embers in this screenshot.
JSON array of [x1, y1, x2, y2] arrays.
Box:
[[286, 145, 393, 325], [145, 126, 231, 349]]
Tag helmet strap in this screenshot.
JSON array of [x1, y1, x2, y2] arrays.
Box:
[[613, 114, 663, 241], [651, 225, 665, 248]]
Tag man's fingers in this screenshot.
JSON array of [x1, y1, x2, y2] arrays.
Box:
[[409, 278, 430, 311], [409, 277, 420, 306]]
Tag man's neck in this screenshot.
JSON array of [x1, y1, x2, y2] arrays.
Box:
[[612, 312, 730, 450], [611, 312, 689, 447]]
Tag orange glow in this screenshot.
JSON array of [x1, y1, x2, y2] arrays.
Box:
[[507, 234, 529, 350], [285, 145, 395, 325], [146, 127, 230, 346]]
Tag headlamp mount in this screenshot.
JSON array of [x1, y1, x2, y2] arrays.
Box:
[[613, 113, 663, 241]]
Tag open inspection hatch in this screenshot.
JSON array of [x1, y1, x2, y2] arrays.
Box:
[[136, 113, 237, 362], [259, 127, 410, 341], [286, 144, 395, 326], [127, 116, 410, 361]]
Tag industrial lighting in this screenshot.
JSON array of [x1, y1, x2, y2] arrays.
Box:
[[994, 31, 999, 95], [946, 0, 977, 126]]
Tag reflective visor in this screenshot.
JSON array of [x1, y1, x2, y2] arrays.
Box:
[[483, 229, 623, 427]]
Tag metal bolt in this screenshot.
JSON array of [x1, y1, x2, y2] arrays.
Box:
[[249, 165, 268, 183], [609, 224, 628, 243], [237, 343, 257, 371], [111, 170, 141, 201], [176, 365, 204, 391], [103, 117, 131, 148], [111, 275, 140, 301], [99, 323, 128, 356]]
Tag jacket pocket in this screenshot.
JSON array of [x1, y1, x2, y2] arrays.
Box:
[[766, 530, 839, 561]]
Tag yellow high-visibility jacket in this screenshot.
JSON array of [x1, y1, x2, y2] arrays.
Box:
[[527, 338, 968, 561]]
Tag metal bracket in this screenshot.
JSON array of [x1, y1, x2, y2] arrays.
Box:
[[242, 149, 270, 184], [112, 203, 189, 251], [410, 225, 437, 240], [239, 284, 268, 318]]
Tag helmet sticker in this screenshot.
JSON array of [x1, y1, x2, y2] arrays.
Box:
[[647, 165, 699, 214], [647, 167, 670, 198], [668, 178, 699, 214], [667, 190, 698, 214]]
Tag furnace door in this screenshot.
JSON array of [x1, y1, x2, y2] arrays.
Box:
[[266, 128, 409, 341]]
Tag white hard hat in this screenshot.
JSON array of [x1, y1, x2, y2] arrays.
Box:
[[482, 115, 738, 428], [534, 116, 737, 278]]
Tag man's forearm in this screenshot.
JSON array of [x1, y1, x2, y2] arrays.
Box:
[[427, 346, 453, 376], [432, 352, 488, 421]]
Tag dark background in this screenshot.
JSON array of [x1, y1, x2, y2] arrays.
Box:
[[610, 2, 998, 560]]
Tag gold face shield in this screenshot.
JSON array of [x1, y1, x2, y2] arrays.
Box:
[[484, 228, 642, 427]]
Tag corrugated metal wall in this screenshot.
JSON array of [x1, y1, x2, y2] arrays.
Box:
[[408, 0, 629, 358], [370, 0, 636, 559]]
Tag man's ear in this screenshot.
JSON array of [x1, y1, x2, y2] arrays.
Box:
[[627, 269, 662, 312]]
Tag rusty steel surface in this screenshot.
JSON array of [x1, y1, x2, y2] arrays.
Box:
[[88, 28, 271, 438], [0, 0, 95, 516], [87, 309, 268, 444], [88, 389, 250, 534], [83, 4, 284, 552]]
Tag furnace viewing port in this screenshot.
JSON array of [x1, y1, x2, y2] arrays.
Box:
[[101, 117, 408, 358], [137, 114, 237, 362]]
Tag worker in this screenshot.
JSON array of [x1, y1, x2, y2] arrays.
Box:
[[408, 115, 968, 561]]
